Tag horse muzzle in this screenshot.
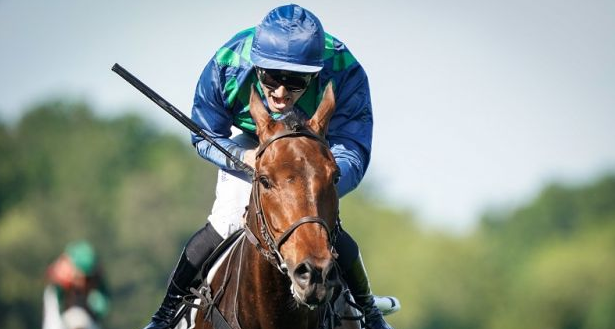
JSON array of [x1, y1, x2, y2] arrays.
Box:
[[289, 258, 340, 308]]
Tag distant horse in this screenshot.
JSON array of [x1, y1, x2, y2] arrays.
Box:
[[191, 84, 360, 329]]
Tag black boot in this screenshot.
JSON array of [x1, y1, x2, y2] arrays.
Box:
[[143, 223, 224, 329], [143, 250, 200, 329], [344, 253, 393, 329]]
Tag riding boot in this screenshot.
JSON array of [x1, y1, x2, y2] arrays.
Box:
[[142, 249, 200, 329], [344, 253, 394, 329], [142, 223, 223, 329]]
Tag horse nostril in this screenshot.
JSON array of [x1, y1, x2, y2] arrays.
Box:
[[293, 262, 312, 289], [324, 264, 338, 283], [322, 261, 340, 288]]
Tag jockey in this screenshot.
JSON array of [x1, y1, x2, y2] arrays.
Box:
[[142, 4, 398, 329], [44, 241, 109, 329]]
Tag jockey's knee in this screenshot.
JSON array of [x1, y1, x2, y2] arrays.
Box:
[[334, 228, 359, 273], [184, 223, 224, 268]]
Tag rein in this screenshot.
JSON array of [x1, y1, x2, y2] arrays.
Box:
[[244, 128, 339, 273]]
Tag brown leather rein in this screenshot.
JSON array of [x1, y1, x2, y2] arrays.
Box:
[[243, 128, 339, 274]]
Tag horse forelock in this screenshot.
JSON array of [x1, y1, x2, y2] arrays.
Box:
[[276, 109, 309, 133]]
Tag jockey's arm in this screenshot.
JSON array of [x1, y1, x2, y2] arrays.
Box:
[[327, 65, 373, 198], [191, 60, 250, 173]]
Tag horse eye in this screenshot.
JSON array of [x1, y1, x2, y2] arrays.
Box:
[[259, 176, 272, 189], [333, 172, 341, 184]]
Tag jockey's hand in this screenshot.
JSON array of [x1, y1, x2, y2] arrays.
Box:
[[243, 149, 256, 168]]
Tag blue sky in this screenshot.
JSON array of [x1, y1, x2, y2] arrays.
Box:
[[1, 0, 614, 232]]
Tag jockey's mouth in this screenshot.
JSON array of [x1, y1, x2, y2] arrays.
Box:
[[269, 95, 292, 111]]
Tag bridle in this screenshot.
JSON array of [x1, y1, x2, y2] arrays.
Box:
[[243, 127, 340, 274]]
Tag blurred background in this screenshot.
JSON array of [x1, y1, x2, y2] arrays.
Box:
[[1, 1, 614, 329]]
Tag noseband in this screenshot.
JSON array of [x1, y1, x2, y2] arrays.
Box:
[[243, 128, 339, 273]]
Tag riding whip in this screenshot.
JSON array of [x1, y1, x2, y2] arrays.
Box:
[[111, 63, 255, 178]]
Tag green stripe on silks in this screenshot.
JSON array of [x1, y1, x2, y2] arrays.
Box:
[[295, 82, 320, 117], [241, 32, 255, 63], [218, 27, 255, 66], [324, 33, 357, 72], [324, 34, 335, 61], [232, 74, 261, 132], [216, 47, 241, 67], [224, 77, 240, 107]]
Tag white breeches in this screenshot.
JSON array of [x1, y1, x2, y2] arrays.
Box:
[[42, 285, 100, 329], [207, 132, 258, 239]]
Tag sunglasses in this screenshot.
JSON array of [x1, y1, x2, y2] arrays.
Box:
[[256, 67, 314, 93]]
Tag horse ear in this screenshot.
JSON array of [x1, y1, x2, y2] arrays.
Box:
[[249, 84, 272, 139], [307, 82, 336, 136]]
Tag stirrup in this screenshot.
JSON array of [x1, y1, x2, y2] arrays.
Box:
[[374, 295, 401, 316]]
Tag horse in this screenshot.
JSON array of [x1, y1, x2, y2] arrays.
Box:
[[191, 83, 361, 329]]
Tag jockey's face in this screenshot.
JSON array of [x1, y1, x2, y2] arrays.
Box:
[[256, 68, 313, 112]]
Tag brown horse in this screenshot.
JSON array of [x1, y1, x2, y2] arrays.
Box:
[[192, 84, 360, 329]]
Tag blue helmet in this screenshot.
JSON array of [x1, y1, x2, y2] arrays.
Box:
[[250, 4, 325, 73]]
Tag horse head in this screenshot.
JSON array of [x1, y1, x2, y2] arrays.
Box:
[[248, 83, 340, 308]]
